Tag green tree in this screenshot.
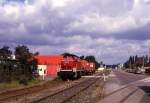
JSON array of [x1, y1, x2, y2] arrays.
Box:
[[85, 56, 100, 69], [149, 56, 150, 64], [146, 55, 148, 64], [80, 56, 84, 59], [135, 55, 138, 63], [0, 46, 12, 59], [14, 45, 37, 84], [85, 56, 96, 62], [61, 52, 78, 58], [0, 46, 12, 82]]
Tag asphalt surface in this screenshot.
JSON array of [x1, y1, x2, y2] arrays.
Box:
[[99, 70, 150, 103], [113, 70, 148, 85]]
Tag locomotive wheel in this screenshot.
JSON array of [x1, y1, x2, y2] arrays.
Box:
[[61, 76, 67, 81], [77, 72, 81, 78]]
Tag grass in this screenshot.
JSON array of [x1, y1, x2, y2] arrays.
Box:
[[28, 79, 44, 86], [0, 78, 63, 90], [0, 81, 20, 90], [45, 77, 64, 87], [0, 79, 43, 90]]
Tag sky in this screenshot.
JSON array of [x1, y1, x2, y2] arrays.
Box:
[[0, 0, 150, 64]]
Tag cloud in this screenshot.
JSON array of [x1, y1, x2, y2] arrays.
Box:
[[66, 14, 138, 34], [66, 0, 150, 35], [0, 0, 150, 64]]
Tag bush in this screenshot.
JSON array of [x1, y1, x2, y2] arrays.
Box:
[[19, 75, 28, 85]]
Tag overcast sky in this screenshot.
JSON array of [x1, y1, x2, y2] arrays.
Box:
[[0, 0, 150, 64]]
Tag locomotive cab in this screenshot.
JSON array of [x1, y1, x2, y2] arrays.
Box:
[[57, 56, 83, 80]]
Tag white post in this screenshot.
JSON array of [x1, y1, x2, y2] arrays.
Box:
[[42, 75, 45, 80], [103, 73, 106, 81]]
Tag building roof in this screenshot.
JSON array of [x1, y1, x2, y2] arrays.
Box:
[[34, 55, 64, 65]]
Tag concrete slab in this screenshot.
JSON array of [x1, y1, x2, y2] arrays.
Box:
[[98, 71, 150, 103], [104, 71, 123, 95], [123, 88, 149, 103], [100, 86, 138, 103]]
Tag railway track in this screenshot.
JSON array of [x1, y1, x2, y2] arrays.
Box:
[[0, 82, 52, 103], [65, 78, 104, 103], [29, 78, 99, 103], [100, 85, 139, 103], [0, 73, 103, 103], [0, 78, 88, 103]]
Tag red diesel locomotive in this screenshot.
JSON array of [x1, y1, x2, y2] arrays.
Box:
[[58, 55, 95, 80]]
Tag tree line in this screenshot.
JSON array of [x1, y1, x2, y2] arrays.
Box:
[[124, 55, 150, 69], [82, 55, 100, 69], [0, 47, 101, 84], [0, 45, 38, 84]]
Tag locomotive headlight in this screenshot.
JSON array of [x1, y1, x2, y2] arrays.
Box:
[[90, 64, 93, 67], [73, 68, 77, 72]]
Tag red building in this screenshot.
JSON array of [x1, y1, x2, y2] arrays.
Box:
[[34, 56, 64, 79]]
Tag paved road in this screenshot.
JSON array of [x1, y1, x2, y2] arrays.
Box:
[[98, 70, 150, 103], [113, 70, 148, 85]]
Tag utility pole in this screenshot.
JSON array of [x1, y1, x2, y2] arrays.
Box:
[[130, 61, 132, 69], [127, 48, 132, 69], [143, 56, 144, 69]]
